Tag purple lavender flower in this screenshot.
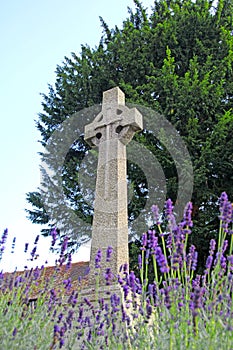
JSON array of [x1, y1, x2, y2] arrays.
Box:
[[66, 309, 74, 329], [123, 284, 130, 300], [146, 298, 153, 319], [105, 335, 109, 347], [145, 249, 150, 263], [24, 243, 29, 253], [222, 240, 228, 254], [50, 289, 57, 301], [54, 324, 60, 334], [123, 263, 128, 273], [58, 236, 69, 265], [219, 192, 228, 210], [95, 248, 102, 268], [219, 193, 232, 233], [87, 329, 92, 342], [110, 293, 120, 312], [0, 229, 8, 259], [104, 268, 114, 285], [11, 237, 16, 254], [227, 255, 233, 272], [178, 302, 184, 309], [97, 322, 104, 336], [51, 227, 57, 247], [84, 266, 90, 276], [61, 236, 68, 255], [205, 256, 213, 271], [213, 252, 220, 267], [121, 304, 129, 325], [165, 199, 176, 230], [166, 232, 173, 250], [176, 241, 185, 260], [164, 287, 171, 309], [118, 275, 124, 285], [151, 205, 161, 225], [106, 246, 113, 262], [59, 338, 65, 348], [191, 251, 198, 271], [33, 267, 40, 280], [165, 199, 173, 217], [30, 246, 37, 261], [58, 313, 64, 323], [141, 232, 147, 250], [12, 327, 17, 337], [190, 286, 205, 317], [71, 292, 78, 307], [84, 297, 92, 308], [183, 202, 193, 227], [192, 275, 201, 288], [210, 239, 216, 254], [78, 307, 84, 322], [138, 254, 142, 270], [204, 239, 216, 274], [63, 278, 72, 291], [0, 229, 8, 245], [34, 235, 40, 245], [148, 230, 158, 251], [123, 270, 139, 296], [66, 253, 72, 269], [155, 246, 169, 273], [220, 255, 227, 270], [186, 245, 196, 270], [148, 283, 154, 296], [68, 290, 78, 307], [171, 252, 180, 271], [98, 298, 105, 311]]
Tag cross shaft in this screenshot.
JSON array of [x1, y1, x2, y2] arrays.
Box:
[[84, 87, 143, 284]]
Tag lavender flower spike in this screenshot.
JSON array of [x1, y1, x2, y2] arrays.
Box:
[[155, 246, 169, 273], [34, 235, 40, 245], [142, 232, 147, 247], [51, 227, 57, 247], [24, 243, 29, 253], [12, 327, 17, 337], [165, 199, 173, 217], [106, 246, 113, 262], [151, 204, 161, 225], [138, 254, 142, 270], [219, 200, 232, 233], [0, 228, 8, 245], [95, 248, 102, 268], [183, 202, 193, 227], [165, 199, 177, 230], [219, 192, 228, 210]]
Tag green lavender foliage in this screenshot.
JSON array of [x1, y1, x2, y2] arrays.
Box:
[[1, 193, 233, 349]]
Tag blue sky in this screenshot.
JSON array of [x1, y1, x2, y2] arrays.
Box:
[[0, 0, 154, 271]]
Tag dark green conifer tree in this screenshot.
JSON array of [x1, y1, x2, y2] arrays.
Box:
[[26, 0, 233, 267]]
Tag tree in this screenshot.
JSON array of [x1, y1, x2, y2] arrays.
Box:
[[26, 0, 233, 264]]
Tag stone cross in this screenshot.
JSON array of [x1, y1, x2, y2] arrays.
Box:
[[84, 87, 143, 284]]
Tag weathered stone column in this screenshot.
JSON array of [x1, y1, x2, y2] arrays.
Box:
[[84, 87, 143, 286]]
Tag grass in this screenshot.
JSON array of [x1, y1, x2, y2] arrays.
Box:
[[0, 192, 233, 349]]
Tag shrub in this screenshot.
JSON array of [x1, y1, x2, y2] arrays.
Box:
[[0, 192, 233, 349]]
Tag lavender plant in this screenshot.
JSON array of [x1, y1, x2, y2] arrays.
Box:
[[0, 192, 232, 349]]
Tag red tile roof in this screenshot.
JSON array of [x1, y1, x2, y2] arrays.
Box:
[[1, 261, 90, 300]]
